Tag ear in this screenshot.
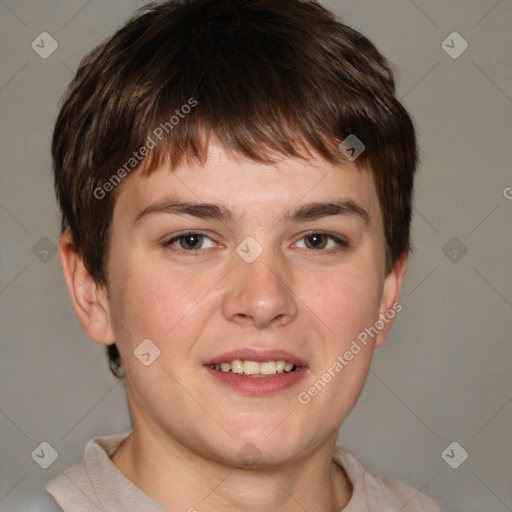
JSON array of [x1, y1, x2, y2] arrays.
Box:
[[374, 254, 408, 349], [58, 229, 115, 346]]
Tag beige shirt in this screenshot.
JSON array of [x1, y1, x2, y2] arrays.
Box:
[[45, 432, 440, 511]]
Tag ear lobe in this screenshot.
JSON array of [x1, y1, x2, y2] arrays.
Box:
[[59, 229, 115, 346], [374, 254, 408, 350]]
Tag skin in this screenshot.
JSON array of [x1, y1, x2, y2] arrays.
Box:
[[60, 141, 407, 511]]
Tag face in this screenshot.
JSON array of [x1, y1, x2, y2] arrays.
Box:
[[90, 142, 404, 467]]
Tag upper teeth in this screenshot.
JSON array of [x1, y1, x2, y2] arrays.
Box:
[[210, 360, 296, 375]]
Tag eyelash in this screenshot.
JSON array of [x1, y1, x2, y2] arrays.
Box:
[[163, 231, 349, 256]]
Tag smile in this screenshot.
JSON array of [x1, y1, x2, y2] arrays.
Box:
[[209, 359, 300, 376]]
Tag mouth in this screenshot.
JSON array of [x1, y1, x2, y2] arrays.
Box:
[[208, 359, 301, 376], [203, 349, 308, 395]]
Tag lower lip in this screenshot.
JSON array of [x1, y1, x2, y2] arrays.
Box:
[[204, 367, 308, 396]]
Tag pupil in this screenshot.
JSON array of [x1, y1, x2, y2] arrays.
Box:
[[184, 234, 201, 249], [309, 234, 324, 248]]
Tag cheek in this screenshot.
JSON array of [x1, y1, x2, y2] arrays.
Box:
[[111, 274, 168, 340], [108, 258, 214, 354], [303, 262, 382, 345], [296, 266, 382, 427]]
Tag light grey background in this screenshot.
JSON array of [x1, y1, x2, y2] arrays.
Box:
[[1, 0, 511, 510]]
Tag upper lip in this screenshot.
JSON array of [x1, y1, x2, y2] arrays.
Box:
[[204, 349, 308, 367]]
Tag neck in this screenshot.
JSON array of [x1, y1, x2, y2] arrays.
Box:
[[110, 379, 352, 511], [111, 424, 352, 512]]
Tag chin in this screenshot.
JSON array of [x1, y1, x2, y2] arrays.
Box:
[[211, 424, 309, 469]]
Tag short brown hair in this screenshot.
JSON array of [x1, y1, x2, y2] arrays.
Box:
[[52, 0, 418, 379]]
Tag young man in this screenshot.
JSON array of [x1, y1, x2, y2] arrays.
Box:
[[45, 0, 440, 510]]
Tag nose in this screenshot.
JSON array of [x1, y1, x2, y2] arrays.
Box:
[[222, 246, 298, 329]]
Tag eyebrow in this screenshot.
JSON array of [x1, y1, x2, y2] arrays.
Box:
[[134, 197, 370, 226]]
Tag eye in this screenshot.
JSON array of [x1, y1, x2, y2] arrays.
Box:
[[294, 232, 349, 252], [163, 230, 349, 256], [164, 231, 216, 253]]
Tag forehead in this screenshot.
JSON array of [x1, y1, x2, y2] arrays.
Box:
[[114, 142, 382, 226]]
